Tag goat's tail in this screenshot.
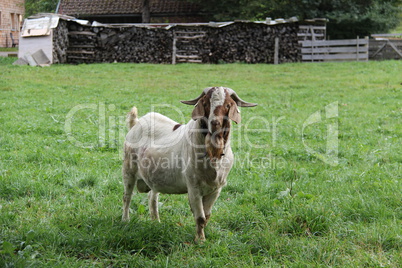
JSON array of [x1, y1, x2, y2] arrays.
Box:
[[126, 106, 139, 130]]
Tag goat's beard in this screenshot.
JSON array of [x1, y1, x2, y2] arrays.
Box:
[[205, 132, 225, 160]]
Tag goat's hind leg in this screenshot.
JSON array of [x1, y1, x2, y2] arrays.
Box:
[[148, 190, 160, 222], [122, 151, 138, 221], [122, 174, 137, 221]]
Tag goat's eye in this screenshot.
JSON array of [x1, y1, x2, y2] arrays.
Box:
[[226, 104, 231, 109]]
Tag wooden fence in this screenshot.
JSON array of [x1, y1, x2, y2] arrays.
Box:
[[369, 39, 402, 60], [301, 37, 369, 62], [371, 33, 402, 40], [298, 25, 326, 41]]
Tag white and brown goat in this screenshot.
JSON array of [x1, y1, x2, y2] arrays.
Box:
[[122, 87, 257, 241]]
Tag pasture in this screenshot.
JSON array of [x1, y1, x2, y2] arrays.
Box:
[[0, 57, 401, 267]]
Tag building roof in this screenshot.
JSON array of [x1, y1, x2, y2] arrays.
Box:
[[57, 0, 202, 16]]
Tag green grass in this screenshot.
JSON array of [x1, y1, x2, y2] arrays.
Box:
[[1, 57, 401, 267], [0, 48, 18, 52]]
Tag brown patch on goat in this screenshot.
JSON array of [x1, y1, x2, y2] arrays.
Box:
[[222, 118, 231, 144], [205, 133, 225, 160], [173, 124, 182, 131]]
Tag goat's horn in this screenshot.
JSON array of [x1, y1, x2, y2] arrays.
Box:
[[225, 87, 258, 107], [180, 87, 213, 105]]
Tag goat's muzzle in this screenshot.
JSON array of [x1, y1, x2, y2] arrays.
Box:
[[210, 119, 220, 127]]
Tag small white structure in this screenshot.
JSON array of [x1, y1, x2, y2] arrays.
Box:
[[17, 14, 88, 65]]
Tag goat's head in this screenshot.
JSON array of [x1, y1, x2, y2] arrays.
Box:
[[181, 87, 257, 160]]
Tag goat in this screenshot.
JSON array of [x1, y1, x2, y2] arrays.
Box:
[[122, 87, 257, 241]]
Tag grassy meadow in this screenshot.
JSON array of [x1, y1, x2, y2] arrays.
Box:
[[0, 57, 401, 267]]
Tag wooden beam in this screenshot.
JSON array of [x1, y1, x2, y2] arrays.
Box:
[[274, 37, 279, 64]]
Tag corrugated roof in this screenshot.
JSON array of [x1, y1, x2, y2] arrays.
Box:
[[58, 0, 201, 16]]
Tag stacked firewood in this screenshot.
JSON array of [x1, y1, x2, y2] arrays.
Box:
[[173, 27, 208, 63], [201, 23, 300, 64], [173, 23, 299, 64], [66, 23, 97, 64], [52, 20, 69, 64], [58, 20, 299, 64], [95, 27, 173, 63]]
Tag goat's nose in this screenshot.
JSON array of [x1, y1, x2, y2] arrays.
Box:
[[210, 120, 220, 126]]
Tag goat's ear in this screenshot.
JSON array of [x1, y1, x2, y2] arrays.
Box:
[[191, 100, 205, 120], [228, 104, 241, 124]]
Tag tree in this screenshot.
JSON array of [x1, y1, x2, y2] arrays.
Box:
[[191, 0, 402, 39], [274, 0, 402, 39], [25, 0, 59, 17]]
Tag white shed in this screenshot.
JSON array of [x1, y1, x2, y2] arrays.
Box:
[[17, 14, 89, 65]]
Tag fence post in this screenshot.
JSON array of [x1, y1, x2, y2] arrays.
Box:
[[356, 36, 359, 61], [365, 36, 369, 61], [172, 32, 177, 65], [311, 39, 314, 62], [274, 37, 279, 64]]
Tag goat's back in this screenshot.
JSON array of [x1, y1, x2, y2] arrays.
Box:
[[125, 112, 185, 148]]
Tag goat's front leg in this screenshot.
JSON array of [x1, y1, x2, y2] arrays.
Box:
[[188, 190, 206, 242], [202, 189, 221, 225], [148, 190, 160, 222]]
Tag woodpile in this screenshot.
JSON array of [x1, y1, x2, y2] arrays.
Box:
[[173, 30, 207, 64], [66, 23, 97, 63], [203, 23, 299, 64], [52, 20, 69, 64], [96, 26, 172, 63], [54, 20, 300, 64]]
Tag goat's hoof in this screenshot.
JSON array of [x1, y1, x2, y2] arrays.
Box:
[[150, 216, 161, 222], [194, 236, 206, 244]]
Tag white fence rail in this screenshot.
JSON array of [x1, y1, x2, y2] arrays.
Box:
[[301, 37, 369, 62]]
